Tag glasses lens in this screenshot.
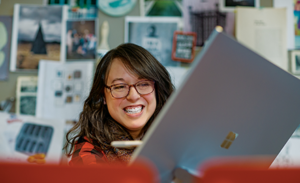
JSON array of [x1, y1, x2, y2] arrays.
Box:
[[136, 81, 154, 94], [111, 84, 129, 98]]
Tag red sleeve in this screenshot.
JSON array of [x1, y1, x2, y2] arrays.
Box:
[[69, 137, 107, 166]]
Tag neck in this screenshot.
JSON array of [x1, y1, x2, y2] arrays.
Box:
[[128, 130, 143, 140]]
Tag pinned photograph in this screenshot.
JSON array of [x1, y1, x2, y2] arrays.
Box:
[[66, 20, 97, 61], [291, 50, 300, 74], [125, 16, 181, 67], [16, 76, 38, 116], [10, 4, 64, 71]]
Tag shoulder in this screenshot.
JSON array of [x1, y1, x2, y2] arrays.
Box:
[[69, 136, 107, 166]]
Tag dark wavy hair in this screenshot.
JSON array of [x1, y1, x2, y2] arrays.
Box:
[[64, 43, 175, 156]]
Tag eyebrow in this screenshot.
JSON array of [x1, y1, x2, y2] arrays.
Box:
[[110, 76, 144, 84], [111, 78, 125, 84]]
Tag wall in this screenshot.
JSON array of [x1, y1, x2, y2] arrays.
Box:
[[0, 0, 273, 106]]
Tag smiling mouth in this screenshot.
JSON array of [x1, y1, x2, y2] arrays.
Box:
[[124, 106, 144, 114]]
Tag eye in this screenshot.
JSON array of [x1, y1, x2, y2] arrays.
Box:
[[112, 84, 127, 91], [137, 81, 151, 88]]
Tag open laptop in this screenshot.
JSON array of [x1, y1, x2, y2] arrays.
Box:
[[130, 27, 300, 182]]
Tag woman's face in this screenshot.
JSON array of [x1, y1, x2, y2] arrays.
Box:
[[104, 58, 157, 139]]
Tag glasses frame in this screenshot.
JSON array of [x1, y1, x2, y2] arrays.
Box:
[[105, 80, 155, 99]]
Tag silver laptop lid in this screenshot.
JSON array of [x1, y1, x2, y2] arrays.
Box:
[[131, 28, 300, 182]]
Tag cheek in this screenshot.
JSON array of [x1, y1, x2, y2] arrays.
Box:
[[145, 92, 157, 112], [104, 90, 121, 114]]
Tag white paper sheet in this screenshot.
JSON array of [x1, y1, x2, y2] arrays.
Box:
[[236, 7, 288, 70], [36, 60, 94, 121], [0, 112, 64, 164]]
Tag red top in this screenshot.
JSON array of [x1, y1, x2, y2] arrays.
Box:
[[69, 136, 107, 166]]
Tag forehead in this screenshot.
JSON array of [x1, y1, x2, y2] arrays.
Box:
[[106, 58, 139, 84]]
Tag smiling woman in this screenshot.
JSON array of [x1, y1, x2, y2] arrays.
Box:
[[64, 43, 174, 165]]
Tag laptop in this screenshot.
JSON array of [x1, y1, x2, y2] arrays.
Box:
[[130, 27, 300, 182]]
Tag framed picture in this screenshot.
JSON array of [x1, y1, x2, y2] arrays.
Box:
[[10, 4, 66, 72], [0, 16, 12, 80], [291, 50, 300, 74], [172, 31, 196, 63], [65, 19, 97, 61], [219, 0, 260, 12], [125, 16, 182, 67]]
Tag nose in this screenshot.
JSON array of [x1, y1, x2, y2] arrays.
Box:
[[126, 86, 140, 101]]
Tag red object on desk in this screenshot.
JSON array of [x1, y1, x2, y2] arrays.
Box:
[[0, 161, 158, 183], [194, 157, 300, 183]]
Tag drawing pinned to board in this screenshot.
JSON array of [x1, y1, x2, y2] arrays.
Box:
[[0, 16, 12, 80], [36, 60, 94, 121], [10, 4, 64, 71], [66, 20, 97, 61]]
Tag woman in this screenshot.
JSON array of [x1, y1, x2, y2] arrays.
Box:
[[64, 43, 174, 165]]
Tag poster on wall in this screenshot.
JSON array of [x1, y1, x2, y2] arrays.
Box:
[[236, 7, 288, 71], [66, 20, 97, 61], [36, 60, 94, 121], [10, 4, 66, 71], [125, 16, 181, 67], [0, 112, 64, 164], [16, 76, 38, 116], [0, 16, 12, 80]]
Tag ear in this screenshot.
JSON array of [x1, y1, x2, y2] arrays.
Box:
[[103, 97, 106, 105]]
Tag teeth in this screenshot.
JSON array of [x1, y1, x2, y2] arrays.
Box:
[[125, 106, 142, 114]]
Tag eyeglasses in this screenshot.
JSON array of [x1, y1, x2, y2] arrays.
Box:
[[105, 80, 155, 99]]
